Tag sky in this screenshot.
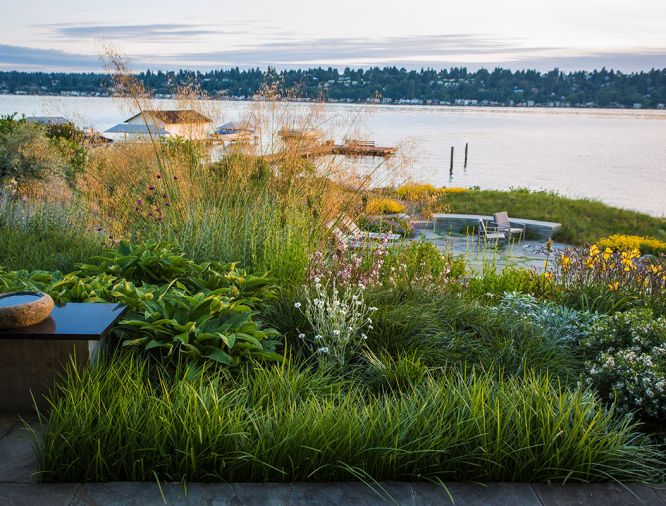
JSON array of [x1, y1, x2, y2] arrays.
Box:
[[2, 0, 666, 72]]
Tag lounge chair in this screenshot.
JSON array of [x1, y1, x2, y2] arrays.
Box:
[[326, 220, 372, 250], [477, 218, 506, 245], [492, 212, 525, 240], [341, 216, 401, 241]]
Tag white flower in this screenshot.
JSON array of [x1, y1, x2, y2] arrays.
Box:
[[314, 335, 322, 340], [298, 333, 305, 339], [317, 347, 330, 354], [369, 307, 378, 312], [314, 276, 321, 283], [333, 330, 340, 336], [361, 334, 368, 340], [294, 302, 302, 309]]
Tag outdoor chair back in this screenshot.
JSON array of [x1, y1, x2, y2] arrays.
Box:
[[478, 218, 506, 245], [492, 211, 526, 240]]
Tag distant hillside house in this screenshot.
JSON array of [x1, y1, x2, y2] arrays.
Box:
[[124, 110, 213, 140]]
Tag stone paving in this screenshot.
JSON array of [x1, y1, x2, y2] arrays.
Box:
[[413, 229, 568, 273], [2, 413, 666, 505]]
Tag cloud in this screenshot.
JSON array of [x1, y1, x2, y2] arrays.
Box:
[[38, 21, 286, 42], [41, 23, 228, 41], [0, 33, 665, 72], [0, 44, 100, 70], [154, 35, 666, 72]]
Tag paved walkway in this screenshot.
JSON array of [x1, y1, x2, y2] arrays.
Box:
[[2, 414, 665, 505]]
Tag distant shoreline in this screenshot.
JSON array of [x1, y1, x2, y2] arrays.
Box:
[[2, 92, 666, 112]]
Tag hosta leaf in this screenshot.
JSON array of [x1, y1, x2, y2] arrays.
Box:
[[201, 347, 232, 365]]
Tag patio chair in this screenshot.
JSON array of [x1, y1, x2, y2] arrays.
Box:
[[326, 220, 372, 250], [341, 216, 401, 241], [477, 218, 506, 246], [492, 212, 525, 240]]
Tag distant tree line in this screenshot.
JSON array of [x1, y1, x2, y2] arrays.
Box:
[[1, 66, 665, 108]]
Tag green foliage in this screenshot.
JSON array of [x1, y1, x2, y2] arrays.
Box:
[[0, 198, 103, 272], [6, 67, 666, 108], [495, 291, 599, 346], [582, 309, 666, 424], [465, 265, 545, 302], [445, 189, 666, 244], [37, 355, 662, 483], [381, 240, 466, 293], [358, 214, 413, 238], [117, 287, 281, 365], [0, 114, 65, 181], [366, 291, 577, 380], [0, 242, 281, 367]]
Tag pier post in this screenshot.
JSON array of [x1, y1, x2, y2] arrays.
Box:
[[464, 142, 468, 168], [450, 146, 454, 175]]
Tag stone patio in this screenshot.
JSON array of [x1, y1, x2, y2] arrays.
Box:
[[414, 229, 568, 272]]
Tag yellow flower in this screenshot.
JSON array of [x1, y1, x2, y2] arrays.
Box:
[[589, 245, 600, 257], [560, 255, 571, 271], [544, 271, 554, 281], [649, 264, 663, 274], [602, 248, 613, 260], [608, 281, 620, 291]]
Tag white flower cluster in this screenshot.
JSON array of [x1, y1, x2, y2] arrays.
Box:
[[583, 309, 666, 421], [294, 277, 376, 368]]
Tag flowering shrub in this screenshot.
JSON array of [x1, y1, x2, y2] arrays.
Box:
[[582, 309, 666, 422], [382, 241, 465, 292], [395, 183, 445, 201], [307, 241, 464, 293], [357, 215, 413, 238], [442, 187, 468, 194], [295, 278, 375, 369], [494, 291, 598, 345], [553, 245, 666, 314], [365, 197, 407, 215], [597, 234, 666, 256]]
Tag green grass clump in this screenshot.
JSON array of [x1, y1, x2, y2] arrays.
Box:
[[36, 354, 662, 483], [444, 189, 666, 244], [0, 198, 102, 271], [367, 291, 578, 380]]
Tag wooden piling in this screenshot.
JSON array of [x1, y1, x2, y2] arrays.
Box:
[[464, 142, 468, 168], [449, 146, 454, 174]]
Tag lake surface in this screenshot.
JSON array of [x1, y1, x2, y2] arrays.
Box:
[[1, 95, 665, 216]]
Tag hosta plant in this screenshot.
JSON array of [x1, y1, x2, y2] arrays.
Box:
[[116, 287, 281, 365], [0, 242, 282, 367]]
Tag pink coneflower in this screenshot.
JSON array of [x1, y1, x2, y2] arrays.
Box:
[[136, 199, 143, 205], [148, 186, 155, 191], [156, 174, 162, 179]]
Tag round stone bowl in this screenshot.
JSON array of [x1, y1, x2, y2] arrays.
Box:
[[0, 292, 55, 330]]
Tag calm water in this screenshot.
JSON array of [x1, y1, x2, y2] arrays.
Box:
[[1, 95, 665, 216], [0, 293, 42, 306]]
